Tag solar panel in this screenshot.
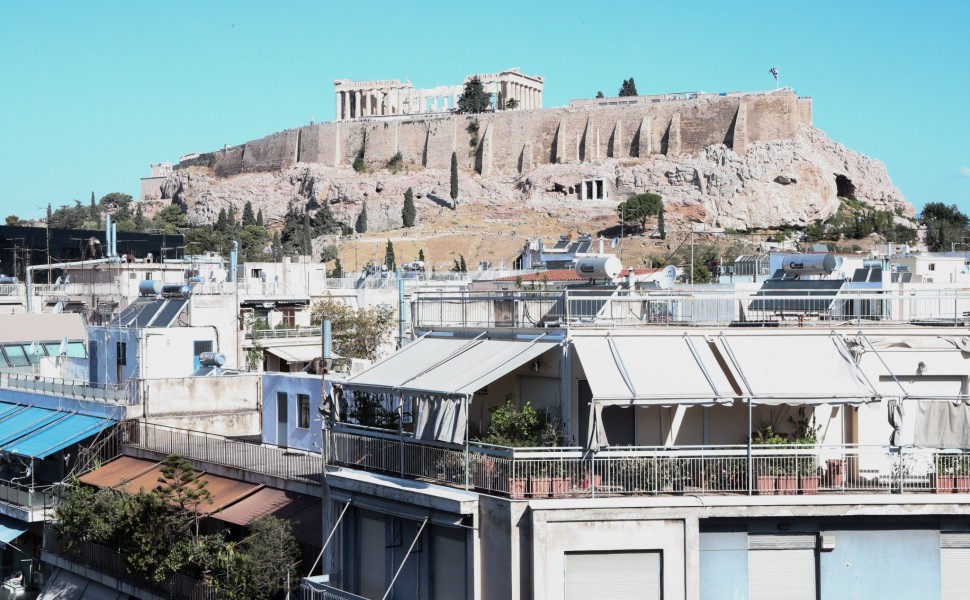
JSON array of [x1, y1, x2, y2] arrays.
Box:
[[133, 299, 166, 328], [109, 300, 146, 326], [151, 299, 188, 327]]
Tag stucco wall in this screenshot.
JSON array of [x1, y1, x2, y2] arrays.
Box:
[[262, 373, 323, 451]]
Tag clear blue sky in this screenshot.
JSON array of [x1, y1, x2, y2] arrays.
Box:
[[1, 1, 967, 219]]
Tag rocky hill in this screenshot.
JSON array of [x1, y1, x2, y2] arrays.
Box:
[[143, 92, 912, 269]]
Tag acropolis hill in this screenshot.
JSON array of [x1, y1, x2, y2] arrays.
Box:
[[141, 77, 912, 266]]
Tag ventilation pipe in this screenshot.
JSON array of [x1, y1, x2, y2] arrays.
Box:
[[229, 241, 238, 283], [112, 223, 118, 258]]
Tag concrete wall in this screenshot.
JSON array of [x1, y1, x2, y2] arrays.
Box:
[[262, 373, 323, 451], [699, 531, 747, 600], [139, 374, 261, 436], [180, 91, 807, 178]]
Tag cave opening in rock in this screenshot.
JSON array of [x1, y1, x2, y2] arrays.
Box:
[[835, 175, 856, 200]]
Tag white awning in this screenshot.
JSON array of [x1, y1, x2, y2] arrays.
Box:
[[265, 344, 320, 363], [716, 334, 878, 405], [572, 333, 737, 406], [341, 335, 558, 398]]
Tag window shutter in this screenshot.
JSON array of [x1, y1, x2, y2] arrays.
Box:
[[941, 533, 970, 600], [748, 535, 816, 600], [564, 551, 661, 600]]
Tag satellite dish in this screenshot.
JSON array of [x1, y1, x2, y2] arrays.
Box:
[[611, 237, 620, 249], [58, 336, 68, 357], [27, 341, 40, 356], [53, 302, 63, 314], [659, 265, 677, 290]]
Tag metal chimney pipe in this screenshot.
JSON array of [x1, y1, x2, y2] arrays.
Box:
[[229, 241, 238, 282], [112, 224, 118, 258], [105, 215, 112, 257]]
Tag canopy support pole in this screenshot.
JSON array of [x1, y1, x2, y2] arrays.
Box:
[[464, 394, 471, 490], [307, 500, 351, 577], [747, 398, 753, 496]]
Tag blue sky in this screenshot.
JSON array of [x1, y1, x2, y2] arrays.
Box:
[[1, 1, 967, 219]]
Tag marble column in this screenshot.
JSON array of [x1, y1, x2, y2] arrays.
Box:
[[336, 91, 342, 121]]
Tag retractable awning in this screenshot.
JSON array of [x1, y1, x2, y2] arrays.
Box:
[[341, 334, 558, 398], [716, 333, 878, 405], [211, 487, 322, 546], [572, 333, 737, 406], [3, 413, 115, 458], [265, 345, 320, 363], [0, 515, 27, 544]]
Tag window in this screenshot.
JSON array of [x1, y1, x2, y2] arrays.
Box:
[[116, 341, 127, 366], [564, 551, 661, 600], [2, 345, 30, 367], [297, 394, 311, 429], [942, 533, 970, 600], [929, 263, 936, 271]]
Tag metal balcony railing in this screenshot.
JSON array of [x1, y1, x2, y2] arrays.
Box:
[[128, 422, 321, 484], [0, 373, 133, 404], [247, 327, 322, 340], [411, 289, 970, 329], [327, 426, 970, 499]]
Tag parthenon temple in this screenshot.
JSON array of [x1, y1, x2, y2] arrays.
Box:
[[333, 67, 544, 121]]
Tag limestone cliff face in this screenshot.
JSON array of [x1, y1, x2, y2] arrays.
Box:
[[155, 125, 910, 234]]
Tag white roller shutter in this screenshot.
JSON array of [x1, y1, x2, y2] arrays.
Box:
[[941, 533, 970, 600], [564, 551, 661, 600], [748, 535, 816, 600]]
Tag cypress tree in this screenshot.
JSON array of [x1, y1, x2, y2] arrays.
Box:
[[355, 203, 368, 233], [330, 257, 344, 278], [89, 191, 98, 221], [242, 201, 256, 227], [418, 249, 425, 262], [402, 187, 416, 228], [384, 239, 396, 272], [657, 204, 666, 240], [216, 208, 228, 232], [256, 209, 264, 227], [271, 231, 283, 261], [450, 152, 459, 207]]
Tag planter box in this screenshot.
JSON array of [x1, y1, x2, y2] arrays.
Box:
[[530, 477, 551, 498], [799, 475, 820, 495], [934, 474, 955, 494], [551, 477, 570, 498], [777, 475, 798, 495], [508, 478, 527, 499], [755, 475, 777, 495], [957, 475, 970, 494]]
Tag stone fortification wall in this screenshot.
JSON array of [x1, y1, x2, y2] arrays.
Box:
[[180, 90, 807, 178]]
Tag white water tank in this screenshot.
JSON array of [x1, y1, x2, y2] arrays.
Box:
[[781, 253, 841, 276], [574, 255, 622, 280]]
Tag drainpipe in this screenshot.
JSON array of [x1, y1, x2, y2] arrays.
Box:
[[397, 269, 406, 348], [105, 215, 113, 258]]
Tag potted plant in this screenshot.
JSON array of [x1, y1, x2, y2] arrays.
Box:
[[752, 425, 786, 495], [955, 454, 970, 493], [530, 462, 552, 498], [478, 397, 545, 499], [549, 461, 571, 497], [935, 454, 958, 493], [789, 408, 821, 495]]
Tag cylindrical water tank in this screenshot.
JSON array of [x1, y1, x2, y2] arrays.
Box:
[[138, 280, 163, 296], [198, 352, 226, 367], [0, 276, 17, 284], [574, 255, 622, 280], [161, 284, 193, 298], [186, 276, 206, 284], [781, 253, 841, 276]]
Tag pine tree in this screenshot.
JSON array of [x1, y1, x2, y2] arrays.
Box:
[[256, 209, 264, 227], [216, 208, 228, 232], [618, 78, 638, 97], [314, 202, 338, 235], [402, 187, 416, 228], [657, 204, 666, 240], [456, 76, 493, 113], [384, 239, 396, 272], [595, 91, 605, 99], [242, 201, 256, 227], [450, 152, 459, 207], [355, 203, 368, 233]]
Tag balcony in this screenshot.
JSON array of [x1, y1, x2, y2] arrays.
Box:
[[411, 289, 970, 329], [43, 526, 222, 600], [327, 425, 970, 499], [0, 479, 51, 521], [1, 373, 133, 405]]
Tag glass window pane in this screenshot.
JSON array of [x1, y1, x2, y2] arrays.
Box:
[[66, 342, 87, 358], [3, 345, 30, 366]]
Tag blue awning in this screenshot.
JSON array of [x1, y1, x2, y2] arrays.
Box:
[[0, 408, 67, 446], [2, 413, 116, 459], [0, 515, 27, 544]]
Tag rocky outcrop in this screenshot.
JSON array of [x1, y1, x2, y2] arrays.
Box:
[[158, 125, 911, 234]]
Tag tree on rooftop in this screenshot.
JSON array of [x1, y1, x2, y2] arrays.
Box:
[[155, 454, 212, 537], [618, 78, 638, 97], [309, 295, 394, 360], [402, 187, 416, 228], [239, 516, 300, 599], [456, 76, 493, 113]]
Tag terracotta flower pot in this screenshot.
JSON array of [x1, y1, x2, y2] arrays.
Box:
[[799, 475, 820, 495], [530, 476, 552, 498], [826, 459, 844, 487], [756, 475, 777, 495], [508, 477, 527, 499], [777, 475, 798, 495], [956, 475, 970, 494], [551, 477, 570, 498], [934, 474, 955, 494]]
